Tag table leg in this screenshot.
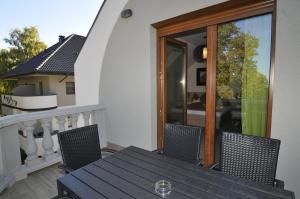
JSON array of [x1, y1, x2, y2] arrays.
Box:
[[57, 181, 64, 197]]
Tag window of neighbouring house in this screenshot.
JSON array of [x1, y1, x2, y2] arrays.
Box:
[[39, 82, 43, 95], [66, 82, 75, 95]]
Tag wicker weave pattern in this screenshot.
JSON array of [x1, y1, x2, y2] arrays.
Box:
[[220, 132, 280, 185], [57, 125, 102, 171], [164, 123, 202, 164]]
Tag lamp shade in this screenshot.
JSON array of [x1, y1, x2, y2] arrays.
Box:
[[202, 47, 207, 59], [193, 45, 207, 62]]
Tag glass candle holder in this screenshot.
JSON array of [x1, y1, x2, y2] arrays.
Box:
[[155, 180, 172, 198]]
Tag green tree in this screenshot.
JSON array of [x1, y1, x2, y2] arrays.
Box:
[[0, 26, 47, 94], [217, 23, 260, 100]]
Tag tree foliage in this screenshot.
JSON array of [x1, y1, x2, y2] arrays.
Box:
[[217, 22, 269, 136], [216, 23, 260, 100], [0, 26, 47, 94]]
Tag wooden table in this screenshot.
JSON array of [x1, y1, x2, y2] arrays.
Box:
[[57, 146, 295, 199]]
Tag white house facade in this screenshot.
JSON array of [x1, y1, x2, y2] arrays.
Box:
[[75, 0, 300, 197], [1, 34, 84, 115]]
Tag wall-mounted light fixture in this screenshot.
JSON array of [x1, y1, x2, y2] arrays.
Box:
[[194, 45, 207, 63], [121, 9, 133, 18], [202, 47, 207, 59]]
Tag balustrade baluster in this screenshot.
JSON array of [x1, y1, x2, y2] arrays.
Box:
[[71, 113, 79, 129], [56, 115, 66, 132], [82, 112, 91, 126], [91, 110, 96, 125], [55, 115, 67, 155], [40, 118, 57, 161], [23, 120, 41, 167]]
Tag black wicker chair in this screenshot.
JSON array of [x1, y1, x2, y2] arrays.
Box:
[[57, 124, 116, 172], [211, 132, 284, 188], [157, 123, 203, 165]]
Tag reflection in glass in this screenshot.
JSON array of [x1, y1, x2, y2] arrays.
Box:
[[216, 14, 272, 138], [166, 42, 185, 124]]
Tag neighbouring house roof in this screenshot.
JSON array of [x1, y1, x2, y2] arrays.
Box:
[[0, 34, 85, 79]]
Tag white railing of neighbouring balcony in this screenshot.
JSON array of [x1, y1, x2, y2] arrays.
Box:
[[1, 94, 58, 111], [0, 104, 107, 193]]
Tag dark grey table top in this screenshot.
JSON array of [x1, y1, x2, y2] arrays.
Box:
[[57, 146, 295, 199]]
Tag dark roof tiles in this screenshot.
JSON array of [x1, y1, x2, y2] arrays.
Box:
[[1, 34, 85, 79]]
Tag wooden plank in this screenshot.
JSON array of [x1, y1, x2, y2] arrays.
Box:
[[127, 146, 202, 171], [57, 175, 105, 199], [152, 0, 274, 29], [98, 156, 216, 199], [94, 159, 191, 199], [83, 164, 161, 199], [117, 147, 292, 199], [109, 152, 251, 199], [71, 169, 133, 199], [125, 147, 294, 198], [153, 0, 274, 37], [204, 25, 217, 168], [1, 164, 62, 199], [157, 37, 166, 149]]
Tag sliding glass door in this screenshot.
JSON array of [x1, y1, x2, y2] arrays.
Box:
[[216, 14, 272, 136], [215, 14, 273, 160], [165, 39, 187, 124], [156, 0, 275, 166]]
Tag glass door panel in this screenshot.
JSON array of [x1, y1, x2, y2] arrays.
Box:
[[166, 41, 186, 124], [215, 14, 272, 159]]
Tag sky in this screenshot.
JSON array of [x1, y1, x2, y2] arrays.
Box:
[[235, 14, 272, 79], [0, 0, 104, 48]]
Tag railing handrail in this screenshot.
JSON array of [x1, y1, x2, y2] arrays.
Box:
[[0, 104, 104, 129], [1, 94, 57, 97]]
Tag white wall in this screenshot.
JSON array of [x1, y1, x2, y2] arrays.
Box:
[[18, 75, 75, 107], [99, 0, 225, 150], [271, 0, 300, 197], [48, 76, 75, 106], [18, 76, 50, 96], [0, 124, 22, 192]]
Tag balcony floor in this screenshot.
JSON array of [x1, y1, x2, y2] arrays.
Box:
[[0, 143, 122, 199], [0, 164, 62, 199]]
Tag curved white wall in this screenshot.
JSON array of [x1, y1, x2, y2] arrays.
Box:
[[75, 0, 129, 106]]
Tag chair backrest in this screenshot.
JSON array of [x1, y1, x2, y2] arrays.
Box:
[[57, 124, 102, 170], [163, 123, 202, 164], [220, 132, 280, 185]]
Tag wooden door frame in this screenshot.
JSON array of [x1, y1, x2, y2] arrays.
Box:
[[153, 0, 276, 167], [156, 38, 188, 148], [205, 25, 217, 167]]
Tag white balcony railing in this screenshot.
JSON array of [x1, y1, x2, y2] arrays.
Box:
[[0, 104, 107, 193]]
